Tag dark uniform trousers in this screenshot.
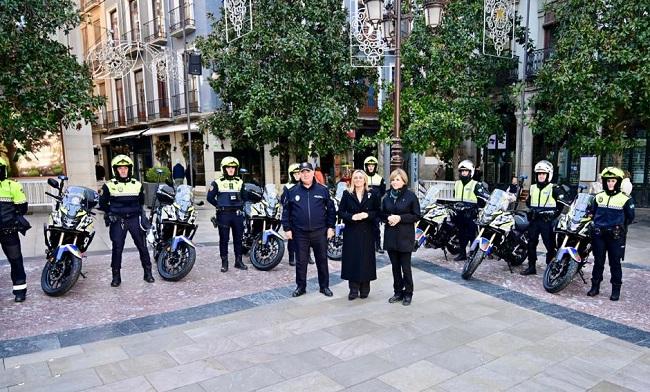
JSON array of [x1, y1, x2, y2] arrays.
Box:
[[109, 216, 151, 270], [388, 251, 413, 295], [527, 218, 555, 263], [456, 211, 478, 251], [0, 231, 26, 295], [217, 210, 244, 259], [287, 239, 296, 261], [294, 229, 329, 290], [592, 229, 624, 285]]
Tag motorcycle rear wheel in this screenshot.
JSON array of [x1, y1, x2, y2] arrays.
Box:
[[461, 248, 486, 280], [327, 235, 343, 260], [41, 254, 82, 296], [543, 255, 579, 294], [157, 242, 196, 281], [250, 234, 284, 271]]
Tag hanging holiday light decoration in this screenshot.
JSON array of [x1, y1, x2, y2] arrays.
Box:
[[482, 0, 515, 58], [224, 0, 253, 43]]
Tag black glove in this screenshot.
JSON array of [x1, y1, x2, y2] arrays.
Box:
[[104, 214, 113, 227]]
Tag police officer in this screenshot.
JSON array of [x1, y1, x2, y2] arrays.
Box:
[[364, 156, 385, 253], [588, 167, 634, 301], [99, 155, 154, 287], [0, 158, 29, 302], [521, 160, 566, 275], [282, 163, 301, 266], [207, 156, 248, 272], [453, 160, 489, 261]]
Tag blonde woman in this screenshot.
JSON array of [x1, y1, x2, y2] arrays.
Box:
[[338, 170, 381, 300], [381, 169, 420, 306]]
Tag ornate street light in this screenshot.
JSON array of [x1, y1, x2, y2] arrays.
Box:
[[365, 0, 385, 25], [424, 0, 445, 29]]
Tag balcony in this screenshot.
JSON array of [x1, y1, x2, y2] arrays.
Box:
[[526, 48, 555, 79], [126, 104, 148, 126], [495, 56, 520, 87], [147, 98, 172, 122], [81, 0, 100, 11], [142, 18, 167, 45], [169, 2, 196, 37], [172, 90, 200, 116]]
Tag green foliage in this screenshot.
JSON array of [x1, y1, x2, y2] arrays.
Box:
[[530, 0, 650, 156], [196, 0, 375, 157], [0, 0, 104, 168], [145, 166, 171, 183], [365, 0, 520, 161]]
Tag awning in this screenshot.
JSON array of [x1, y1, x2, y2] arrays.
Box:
[[104, 129, 147, 140], [142, 122, 198, 136]]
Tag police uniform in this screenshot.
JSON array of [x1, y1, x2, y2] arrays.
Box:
[[588, 167, 634, 301], [282, 163, 300, 266], [453, 160, 489, 261], [99, 155, 154, 286], [521, 160, 565, 275], [364, 156, 385, 253], [207, 156, 247, 272], [0, 158, 29, 302]]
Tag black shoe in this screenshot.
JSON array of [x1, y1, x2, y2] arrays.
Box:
[[143, 268, 155, 283], [348, 291, 359, 300], [308, 256, 315, 265], [360, 293, 369, 299], [610, 284, 621, 301], [234, 256, 248, 270], [520, 265, 537, 276], [453, 253, 467, 262], [292, 288, 306, 297], [320, 287, 333, 297], [111, 269, 121, 287], [388, 294, 403, 303], [289, 257, 295, 266], [14, 292, 26, 302], [376, 244, 385, 254], [587, 279, 601, 297], [221, 259, 228, 273], [402, 295, 412, 306]]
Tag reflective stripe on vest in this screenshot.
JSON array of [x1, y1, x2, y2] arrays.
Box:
[[595, 192, 629, 210], [106, 179, 142, 197], [454, 180, 478, 204], [529, 184, 556, 208], [216, 177, 243, 207], [368, 174, 383, 187], [594, 191, 629, 227], [0, 180, 27, 204]]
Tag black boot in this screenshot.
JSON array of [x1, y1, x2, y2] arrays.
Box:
[[288, 253, 295, 266], [587, 279, 601, 297], [143, 267, 155, 283], [111, 268, 121, 287], [610, 284, 621, 301], [308, 255, 315, 264], [14, 291, 26, 303], [221, 257, 228, 273], [376, 243, 385, 254], [234, 255, 248, 270], [520, 261, 537, 276]]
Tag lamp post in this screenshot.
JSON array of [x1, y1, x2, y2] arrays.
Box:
[[363, 0, 446, 172]]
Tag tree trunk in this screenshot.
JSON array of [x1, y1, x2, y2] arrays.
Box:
[[4, 141, 19, 177]]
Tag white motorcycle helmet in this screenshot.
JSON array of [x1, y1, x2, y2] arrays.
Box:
[[534, 160, 554, 183], [458, 160, 475, 179]]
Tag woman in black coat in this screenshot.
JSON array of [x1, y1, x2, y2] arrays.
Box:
[[382, 168, 420, 306], [339, 170, 381, 300]]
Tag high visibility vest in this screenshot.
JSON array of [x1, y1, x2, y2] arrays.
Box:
[[529, 183, 556, 208], [454, 180, 478, 204], [368, 173, 383, 187], [106, 178, 142, 215], [0, 179, 27, 227], [215, 177, 244, 208], [594, 191, 630, 228]]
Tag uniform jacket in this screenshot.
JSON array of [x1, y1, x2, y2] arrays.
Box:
[[367, 173, 386, 198], [381, 188, 420, 253], [592, 191, 635, 229], [99, 178, 145, 217], [282, 182, 336, 233], [526, 183, 566, 215], [0, 179, 28, 229], [207, 176, 245, 209]]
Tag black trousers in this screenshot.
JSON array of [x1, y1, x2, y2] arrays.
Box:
[[349, 281, 370, 296], [1, 231, 26, 295], [109, 216, 151, 270], [295, 229, 329, 290], [527, 218, 555, 264], [287, 239, 296, 261], [456, 214, 477, 254], [373, 218, 382, 249], [217, 211, 244, 259], [387, 250, 413, 295], [592, 230, 624, 285]]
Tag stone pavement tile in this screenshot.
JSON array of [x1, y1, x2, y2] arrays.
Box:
[[344, 379, 400, 392], [199, 364, 284, 392], [480, 350, 553, 382], [3, 346, 83, 368], [257, 371, 343, 392], [375, 337, 446, 366], [322, 319, 383, 340], [262, 330, 341, 356], [266, 348, 342, 379], [418, 326, 484, 354], [438, 366, 522, 391], [507, 378, 584, 392], [82, 375, 156, 392], [607, 360, 650, 391], [378, 360, 456, 392], [444, 302, 499, 321], [467, 332, 534, 357], [182, 319, 258, 343], [166, 338, 242, 364], [229, 324, 295, 349], [477, 304, 541, 325], [165, 384, 206, 392], [539, 357, 617, 390], [47, 346, 129, 375], [573, 337, 645, 371], [426, 345, 497, 375], [590, 381, 637, 392], [504, 314, 571, 341], [320, 353, 397, 387], [94, 352, 178, 384], [212, 343, 290, 372], [122, 331, 194, 357], [279, 315, 344, 335], [455, 314, 515, 338], [0, 362, 50, 389], [321, 333, 390, 361], [7, 368, 102, 392], [145, 360, 228, 392]]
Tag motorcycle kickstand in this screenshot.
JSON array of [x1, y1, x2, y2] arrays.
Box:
[[577, 270, 587, 284], [506, 260, 513, 274], [442, 248, 448, 261], [80, 272, 87, 279]]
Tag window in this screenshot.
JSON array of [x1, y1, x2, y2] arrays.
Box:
[[134, 69, 146, 120], [81, 26, 88, 53], [115, 78, 125, 125], [110, 10, 119, 41], [93, 18, 102, 44], [130, 0, 140, 41]]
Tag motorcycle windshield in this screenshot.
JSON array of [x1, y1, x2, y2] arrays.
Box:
[[483, 189, 510, 219], [265, 184, 279, 210], [174, 185, 194, 215], [420, 186, 440, 211], [61, 190, 85, 218], [335, 182, 347, 201], [569, 193, 593, 225]]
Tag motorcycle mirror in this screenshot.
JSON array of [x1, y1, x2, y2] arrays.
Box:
[[47, 178, 59, 189], [58, 175, 68, 181], [239, 168, 249, 175], [519, 175, 528, 180], [156, 168, 164, 175], [578, 184, 587, 191], [196, 201, 205, 206]]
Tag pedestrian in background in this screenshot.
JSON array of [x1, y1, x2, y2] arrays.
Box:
[[314, 166, 325, 185], [364, 156, 386, 254], [172, 159, 185, 188]]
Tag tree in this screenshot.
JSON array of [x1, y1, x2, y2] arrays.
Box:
[[366, 0, 521, 162], [0, 0, 103, 173], [530, 0, 650, 158], [196, 0, 375, 157]]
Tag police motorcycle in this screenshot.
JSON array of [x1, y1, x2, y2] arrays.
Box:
[[41, 176, 99, 296], [147, 181, 201, 281], [461, 189, 529, 280], [414, 186, 463, 258], [543, 188, 594, 293], [239, 183, 285, 270], [326, 182, 347, 260]]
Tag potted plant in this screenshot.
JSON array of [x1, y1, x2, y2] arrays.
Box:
[[144, 166, 171, 208]]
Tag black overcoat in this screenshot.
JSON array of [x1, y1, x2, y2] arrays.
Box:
[[339, 189, 380, 282], [381, 188, 420, 253]]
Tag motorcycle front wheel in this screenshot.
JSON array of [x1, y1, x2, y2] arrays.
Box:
[[543, 255, 579, 293], [41, 254, 82, 296], [327, 235, 343, 260], [250, 234, 284, 271], [157, 242, 196, 281], [461, 248, 486, 280]]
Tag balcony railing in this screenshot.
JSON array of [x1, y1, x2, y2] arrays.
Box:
[[81, 0, 100, 11], [526, 48, 555, 79], [142, 18, 167, 44], [495, 56, 520, 87], [172, 90, 200, 116], [125, 104, 147, 125], [147, 99, 172, 121], [169, 1, 196, 37]]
